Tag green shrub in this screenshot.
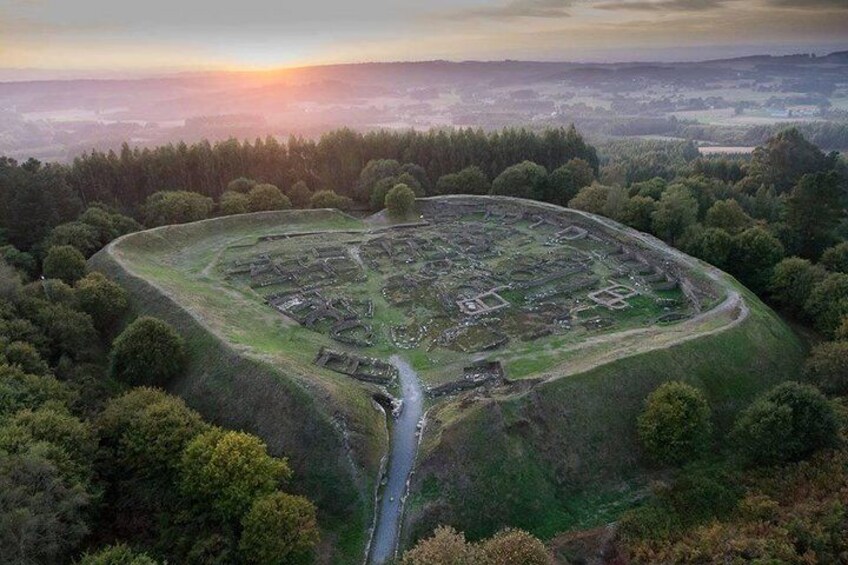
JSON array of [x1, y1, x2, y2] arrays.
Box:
[[43, 245, 86, 284], [110, 316, 186, 386], [637, 381, 712, 466], [733, 381, 839, 465]]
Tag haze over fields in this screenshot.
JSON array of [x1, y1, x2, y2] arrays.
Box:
[[1, 0, 847, 161], [1, 53, 847, 162]]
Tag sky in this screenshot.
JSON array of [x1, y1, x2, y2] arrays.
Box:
[[1, 0, 847, 76]]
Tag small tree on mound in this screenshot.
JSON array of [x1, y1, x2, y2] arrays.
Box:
[[227, 177, 257, 194], [385, 183, 416, 218], [110, 316, 186, 386], [481, 528, 552, 565], [219, 191, 249, 216], [143, 190, 213, 226], [43, 245, 86, 284], [287, 181, 312, 208], [733, 381, 839, 465], [247, 184, 291, 212], [310, 190, 352, 210], [239, 492, 319, 564], [637, 381, 712, 466]]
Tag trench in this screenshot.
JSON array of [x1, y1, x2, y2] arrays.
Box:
[[368, 355, 424, 564]]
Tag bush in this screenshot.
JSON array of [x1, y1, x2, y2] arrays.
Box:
[[385, 183, 417, 218], [769, 257, 826, 317], [310, 190, 352, 210], [219, 191, 249, 216], [43, 245, 86, 284], [402, 526, 482, 565], [98, 387, 209, 479], [805, 272, 848, 336], [110, 316, 186, 386], [480, 528, 551, 564], [805, 341, 848, 395], [44, 222, 101, 257], [733, 381, 839, 465], [490, 161, 547, 200], [180, 429, 292, 521], [74, 272, 129, 333], [287, 181, 312, 208], [568, 184, 610, 215], [637, 381, 712, 466], [246, 184, 291, 212], [143, 191, 214, 226], [239, 492, 319, 564], [80, 543, 159, 565], [227, 177, 257, 194]]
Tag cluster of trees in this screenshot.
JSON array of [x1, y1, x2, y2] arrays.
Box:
[[0, 247, 319, 562], [623, 330, 847, 561], [401, 526, 551, 564], [62, 126, 597, 209], [561, 130, 847, 302]]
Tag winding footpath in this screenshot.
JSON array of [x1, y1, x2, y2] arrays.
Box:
[[368, 356, 424, 564]]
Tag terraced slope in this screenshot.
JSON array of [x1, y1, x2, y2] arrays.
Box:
[[91, 197, 805, 561]]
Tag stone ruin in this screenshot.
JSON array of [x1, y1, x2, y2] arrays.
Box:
[[429, 360, 506, 397], [225, 197, 712, 360], [456, 289, 510, 316], [314, 347, 397, 385], [588, 284, 639, 310]]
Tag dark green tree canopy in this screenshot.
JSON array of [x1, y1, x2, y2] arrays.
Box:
[[43, 245, 87, 285], [246, 184, 291, 212], [490, 161, 548, 200], [239, 492, 320, 565], [805, 341, 848, 396], [385, 183, 417, 218], [821, 242, 848, 274], [748, 128, 834, 194], [143, 191, 214, 227], [637, 381, 712, 466], [310, 190, 352, 210], [180, 429, 292, 521], [219, 191, 250, 216], [785, 171, 844, 258], [110, 316, 186, 386], [733, 381, 839, 465]]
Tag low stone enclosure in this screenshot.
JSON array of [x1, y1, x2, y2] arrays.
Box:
[[429, 361, 506, 397], [224, 196, 720, 362], [314, 347, 397, 385]]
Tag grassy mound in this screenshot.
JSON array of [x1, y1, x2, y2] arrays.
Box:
[[403, 285, 806, 544], [90, 210, 385, 563], [89, 200, 806, 560]]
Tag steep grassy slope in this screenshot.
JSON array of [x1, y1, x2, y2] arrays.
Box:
[[90, 210, 387, 563], [403, 284, 806, 544], [90, 202, 807, 562]]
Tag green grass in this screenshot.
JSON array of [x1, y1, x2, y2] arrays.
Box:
[[90, 202, 807, 560], [404, 282, 807, 546]]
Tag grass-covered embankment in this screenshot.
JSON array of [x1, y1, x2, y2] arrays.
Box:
[[404, 283, 807, 545], [90, 210, 388, 563]]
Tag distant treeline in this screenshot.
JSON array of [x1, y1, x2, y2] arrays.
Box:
[[66, 126, 598, 209], [564, 115, 848, 150]]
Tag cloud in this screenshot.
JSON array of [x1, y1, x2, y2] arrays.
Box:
[[441, 0, 575, 21], [766, 0, 848, 8], [594, 0, 728, 11]]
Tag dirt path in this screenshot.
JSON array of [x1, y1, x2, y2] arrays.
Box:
[[368, 356, 425, 564]]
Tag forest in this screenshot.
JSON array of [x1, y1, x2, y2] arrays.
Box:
[[1, 124, 848, 563]]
